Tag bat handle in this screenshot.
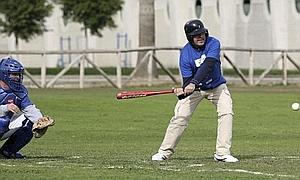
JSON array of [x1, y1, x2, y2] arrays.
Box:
[[171, 87, 185, 100], [171, 87, 175, 93], [173, 87, 201, 100]]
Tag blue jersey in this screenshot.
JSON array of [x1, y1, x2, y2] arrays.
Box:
[[0, 85, 33, 119], [179, 36, 226, 90]]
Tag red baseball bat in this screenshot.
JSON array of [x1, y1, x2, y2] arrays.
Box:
[[116, 89, 174, 100]]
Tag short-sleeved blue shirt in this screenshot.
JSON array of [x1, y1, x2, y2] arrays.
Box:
[[179, 36, 226, 90]]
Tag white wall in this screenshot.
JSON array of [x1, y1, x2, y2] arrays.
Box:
[[1, 0, 300, 70], [286, 0, 300, 69]]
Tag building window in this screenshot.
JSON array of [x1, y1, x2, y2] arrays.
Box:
[[296, 0, 300, 13], [243, 0, 250, 16], [267, 0, 271, 13], [195, 0, 202, 18]]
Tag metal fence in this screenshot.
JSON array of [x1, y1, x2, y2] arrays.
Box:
[[0, 47, 299, 89]]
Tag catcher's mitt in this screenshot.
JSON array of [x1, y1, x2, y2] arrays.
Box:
[[32, 116, 55, 138]]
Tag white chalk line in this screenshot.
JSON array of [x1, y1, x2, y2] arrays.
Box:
[[69, 155, 82, 159], [0, 163, 16, 167], [1, 155, 298, 178], [196, 168, 296, 178], [104, 163, 297, 178], [0, 161, 297, 178], [259, 156, 300, 160], [37, 160, 64, 165], [187, 163, 204, 167], [1, 162, 296, 179], [29, 159, 299, 179], [107, 165, 124, 169], [160, 166, 296, 178]]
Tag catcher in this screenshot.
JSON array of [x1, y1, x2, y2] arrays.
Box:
[[0, 57, 54, 159]]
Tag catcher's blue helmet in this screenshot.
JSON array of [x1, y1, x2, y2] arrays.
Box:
[[0, 57, 24, 91]]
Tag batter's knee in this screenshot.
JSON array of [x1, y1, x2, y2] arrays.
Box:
[[218, 111, 234, 118], [169, 116, 190, 126]]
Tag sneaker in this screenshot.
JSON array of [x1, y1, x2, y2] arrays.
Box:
[[214, 154, 238, 163], [1, 150, 25, 159], [12, 152, 25, 159], [151, 153, 168, 161]]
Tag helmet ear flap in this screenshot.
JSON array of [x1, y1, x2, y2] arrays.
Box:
[[205, 30, 209, 37]]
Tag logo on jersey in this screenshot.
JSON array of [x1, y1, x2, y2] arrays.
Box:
[[8, 99, 14, 103], [194, 54, 206, 67]]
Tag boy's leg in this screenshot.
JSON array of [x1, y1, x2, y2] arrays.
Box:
[[156, 92, 204, 158], [0, 119, 33, 159], [209, 84, 234, 155]]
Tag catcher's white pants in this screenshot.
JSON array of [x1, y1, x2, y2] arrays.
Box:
[[0, 114, 26, 141], [157, 84, 234, 158]]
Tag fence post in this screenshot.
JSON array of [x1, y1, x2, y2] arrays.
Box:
[[80, 55, 85, 88], [116, 50, 122, 89], [282, 51, 287, 86], [249, 50, 254, 86], [223, 53, 249, 85], [148, 51, 153, 86], [41, 53, 47, 88]]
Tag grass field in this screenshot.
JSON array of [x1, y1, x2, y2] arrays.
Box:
[[0, 85, 299, 179]]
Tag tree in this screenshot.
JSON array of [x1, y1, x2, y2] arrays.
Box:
[[0, 0, 53, 49], [58, 0, 123, 48]]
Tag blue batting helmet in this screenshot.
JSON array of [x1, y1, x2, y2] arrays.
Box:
[[184, 19, 209, 43]]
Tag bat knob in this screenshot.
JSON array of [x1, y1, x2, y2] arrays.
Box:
[[116, 92, 122, 99]]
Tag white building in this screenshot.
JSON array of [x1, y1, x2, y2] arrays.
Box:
[[1, 0, 300, 70]]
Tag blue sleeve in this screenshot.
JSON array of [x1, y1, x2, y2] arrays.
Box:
[[190, 58, 215, 85], [20, 96, 33, 110], [179, 50, 193, 78], [206, 39, 221, 59], [182, 77, 193, 88]]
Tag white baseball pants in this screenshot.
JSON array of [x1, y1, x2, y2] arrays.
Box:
[[157, 84, 234, 158]]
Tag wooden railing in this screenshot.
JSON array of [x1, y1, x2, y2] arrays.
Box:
[[0, 47, 299, 88]]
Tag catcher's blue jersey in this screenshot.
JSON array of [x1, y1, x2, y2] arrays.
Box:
[[0, 85, 32, 119], [179, 36, 226, 90]]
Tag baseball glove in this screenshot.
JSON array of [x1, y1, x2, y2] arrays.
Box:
[[32, 116, 55, 138]]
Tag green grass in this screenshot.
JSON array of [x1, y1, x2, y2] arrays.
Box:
[[0, 86, 299, 179]]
